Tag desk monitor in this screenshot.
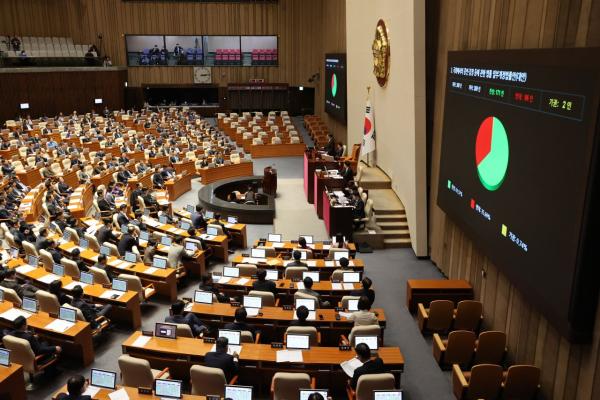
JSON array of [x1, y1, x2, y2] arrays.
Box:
[[268, 233, 282, 243], [334, 250, 350, 261], [158, 215, 168, 224], [179, 220, 191, 230], [22, 297, 37, 313], [302, 271, 320, 282], [185, 205, 195, 213], [161, 236, 172, 246], [124, 251, 137, 263], [9, 247, 19, 258], [19, 103, 29, 110], [374, 390, 403, 400], [194, 290, 213, 304], [52, 264, 64, 277], [251, 248, 266, 258], [90, 368, 117, 390], [120, 225, 129, 234], [218, 329, 241, 345], [227, 216, 238, 224], [243, 295, 262, 309], [265, 270, 279, 281], [332, 235, 346, 245], [27, 255, 39, 267], [143, 208, 151, 217], [153, 256, 168, 269], [355, 335, 379, 350], [286, 334, 310, 350], [80, 271, 94, 285], [205, 211, 214, 219], [0, 290, 4, 303], [63, 230, 71, 241], [225, 385, 253, 400], [99, 246, 111, 256], [206, 226, 218, 236], [0, 349, 9, 367], [155, 322, 177, 339], [299, 390, 328, 400], [223, 266, 240, 278], [299, 235, 313, 244], [347, 299, 359, 311], [79, 238, 89, 249], [59, 306, 77, 323], [298, 251, 308, 260], [295, 298, 316, 311], [112, 278, 127, 292], [154, 379, 182, 399], [343, 272, 360, 283], [140, 231, 150, 241], [185, 241, 198, 252], [94, 98, 103, 105]]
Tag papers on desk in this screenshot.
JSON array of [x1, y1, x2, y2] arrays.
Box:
[[245, 307, 259, 317], [144, 267, 158, 274], [331, 283, 343, 291], [100, 290, 123, 299], [15, 265, 36, 274], [82, 386, 101, 398], [184, 303, 193, 312], [341, 357, 364, 377], [293, 311, 315, 321], [295, 282, 305, 290], [324, 261, 336, 267], [343, 283, 355, 290], [67, 205, 79, 210], [225, 223, 235, 229], [339, 312, 353, 319], [132, 335, 151, 348], [89, 255, 99, 262], [85, 225, 98, 235], [348, 260, 355, 266], [45, 319, 75, 333], [0, 308, 31, 321], [276, 350, 303, 363], [167, 227, 179, 233], [39, 273, 60, 284], [157, 199, 169, 206], [108, 259, 123, 267], [210, 344, 242, 355], [108, 388, 130, 400], [200, 234, 216, 241], [109, 260, 132, 269], [218, 277, 231, 284], [242, 257, 266, 264], [272, 242, 285, 248], [322, 244, 331, 250], [306, 260, 317, 267], [64, 281, 88, 290], [236, 278, 250, 285]]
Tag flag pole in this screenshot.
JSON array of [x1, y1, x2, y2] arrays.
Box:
[[366, 86, 371, 167]]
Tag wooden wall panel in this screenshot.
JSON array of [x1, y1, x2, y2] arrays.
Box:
[[0, 0, 71, 38], [428, 0, 600, 398]]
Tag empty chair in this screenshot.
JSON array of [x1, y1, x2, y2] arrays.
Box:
[[102, 242, 120, 257], [117, 274, 156, 302], [84, 233, 101, 252], [454, 300, 483, 331], [270, 372, 313, 400], [285, 266, 308, 280], [344, 325, 382, 347], [271, 136, 282, 144], [248, 290, 278, 307], [89, 266, 111, 286], [418, 300, 455, 334], [22, 241, 38, 258], [175, 324, 194, 338], [285, 326, 320, 346], [433, 330, 476, 368], [3, 335, 59, 383], [236, 263, 257, 277], [35, 290, 61, 314], [61, 258, 80, 279], [474, 331, 507, 365], [190, 365, 237, 396], [252, 138, 263, 145], [347, 373, 396, 400], [255, 246, 276, 257], [501, 365, 541, 400], [240, 330, 259, 344], [2, 287, 22, 307], [294, 291, 320, 308], [452, 363, 503, 400], [118, 354, 169, 388]]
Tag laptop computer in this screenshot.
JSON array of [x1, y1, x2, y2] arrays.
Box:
[[0, 349, 10, 367], [265, 270, 279, 281], [251, 248, 266, 259], [90, 368, 117, 390], [334, 250, 350, 261], [206, 226, 218, 236], [302, 271, 320, 282], [286, 334, 310, 350], [155, 322, 177, 339], [79, 238, 89, 250], [224, 385, 253, 400], [227, 216, 238, 224], [373, 390, 403, 400], [59, 306, 77, 323], [218, 329, 241, 346], [154, 379, 182, 399], [243, 295, 262, 310], [160, 236, 172, 246], [354, 335, 379, 351], [52, 264, 64, 277], [158, 215, 168, 224], [124, 251, 137, 263], [185, 241, 198, 252], [80, 271, 94, 285], [295, 298, 316, 311], [139, 231, 150, 242], [193, 290, 213, 304], [268, 233, 282, 243], [343, 272, 360, 283], [223, 266, 240, 278], [153, 256, 168, 269], [112, 278, 127, 292], [99, 246, 111, 256], [347, 299, 359, 311], [179, 220, 191, 230], [22, 297, 38, 313], [204, 211, 214, 219], [185, 205, 195, 213]]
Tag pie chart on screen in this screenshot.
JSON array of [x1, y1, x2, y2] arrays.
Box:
[[331, 73, 338, 97], [475, 116, 509, 191]]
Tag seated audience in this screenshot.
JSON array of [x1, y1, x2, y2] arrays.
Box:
[[348, 296, 378, 326], [71, 285, 112, 329], [350, 342, 387, 389], [8, 316, 61, 361], [204, 336, 239, 382], [252, 269, 276, 295], [165, 300, 208, 336], [56, 374, 91, 400]]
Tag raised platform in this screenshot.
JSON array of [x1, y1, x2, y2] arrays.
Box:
[[197, 176, 275, 224]]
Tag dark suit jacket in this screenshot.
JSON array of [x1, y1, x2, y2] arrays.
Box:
[[96, 226, 117, 245], [152, 173, 164, 187], [351, 357, 386, 389], [8, 329, 56, 355], [224, 321, 256, 337], [56, 394, 91, 400], [350, 288, 375, 306], [204, 351, 238, 381], [116, 213, 129, 228], [117, 233, 138, 256], [342, 167, 354, 182], [325, 138, 335, 156], [252, 280, 277, 295], [97, 198, 111, 212], [286, 260, 308, 267], [72, 298, 98, 324], [191, 212, 207, 229]]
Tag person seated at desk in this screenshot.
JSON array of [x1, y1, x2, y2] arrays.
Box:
[[214, 152, 225, 165], [70, 249, 89, 273], [71, 285, 112, 329], [56, 177, 72, 197], [49, 280, 72, 306], [244, 186, 256, 204], [129, 183, 143, 211], [56, 374, 91, 400], [47, 240, 64, 264], [331, 256, 352, 280], [165, 300, 208, 337], [116, 166, 132, 183], [286, 250, 307, 267], [157, 205, 174, 224], [93, 161, 107, 175], [186, 227, 208, 251], [142, 187, 159, 209], [96, 219, 117, 245], [296, 237, 314, 258], [93, 254, 115, 279], [8, 316, 62, 361], [136, 161, 149, 174], [322, 133, 336, 157], [191, 205, 207, 229], [224, 307, 256, 339], [252, 269, 276, 295], [152, 166, 165, 188], [160, 166, 175, 181], [290, 305, 311, 327], [35, 227, 51, 251], [116, 204, 130, 227], [334, 142, 345, 158], [204, 336, 239, 382], [212, 213, 230, 238], [350, 277, 375, 308], [117, 226, 138, 256], [341, 160, 354, 183], [143, 240, 158, 265], [297, 277, 330, 308], [104, 184, 116, 208], [352, 193, 366, 230], [347, 296, 378, 327], [350, 342, 387, 390], [167, 236, 194, 269], [42, 162, 56, 178], [0, 269, 38, 298]]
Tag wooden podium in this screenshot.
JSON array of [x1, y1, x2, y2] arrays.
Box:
[[262, 166, 277, 195]]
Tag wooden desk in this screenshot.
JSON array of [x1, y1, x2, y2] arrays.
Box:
[[122, 331, 403, 394], [314, 171, 345, 218], [250, 143, 306, 158], [62, 167, 80, 188], [323, 191, 354, 238], [67, 184, 94, 219], [173, 159, 196, 176], [303, 152, 339, 204], [199, 161, 254, 184], [166, 173, 192, 201], [175, 209, 248, 249], [406, 279, 474, 313], [16, 166, 42, 187], [230, 255, 364, 275], [251, 240, 357, 258], [18, 183, 45, 223], [148, 155, 169, 167], [127, 170, 153, 190], [91, 169, 115, 189], [187, 302, 386, 345], [9, 260, 142, 329], [53, 385, 206, 400], [0, 363, 26, 400], [0, 300, 94, 366]]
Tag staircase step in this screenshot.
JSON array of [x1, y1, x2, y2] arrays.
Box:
[[383, 237, 412, 248], [382, 229, 411, 239], [376, 214, 407, 222], [377, 222, 409, 231], [374, 209, 406, 216]]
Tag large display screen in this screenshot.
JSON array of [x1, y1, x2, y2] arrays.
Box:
[[325, 53, 347, 123], [437, 48, 600, 341], [125, 35, 277, 67]]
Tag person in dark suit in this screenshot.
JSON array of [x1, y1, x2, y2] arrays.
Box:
[[323, 134, 335, 156], [286, 250, 307, 267], [96, 219, 117, 245], [71, 285, 112, 329], [116, 166, 132, 184], [48, 279, 72, 306], [8, 316, 61, 359], [199, 274, 230, 303], [152, 166, 165, 188], [350, 277, 375, 307], [191, 205, 207, 229], [350, 342, 387, 389], [116, 205, 130, 228], [252, 269, 276, 295], [117, 226, 138, 256], [224, 307, 256, 338], [0, 269, 37, 298], [334, 142, 345, 158], [129, 183, 143, 211], [204, 336, 239, 382], [56, 374, 91, 400], [289, 305, 311, 327], [341, 161, 354, 183], [165, 300, 208, 337]]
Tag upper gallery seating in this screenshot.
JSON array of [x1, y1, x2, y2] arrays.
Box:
[[0, 35, 99, 67]]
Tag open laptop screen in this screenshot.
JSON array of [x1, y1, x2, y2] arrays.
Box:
[[90, 368, 117, 390]]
